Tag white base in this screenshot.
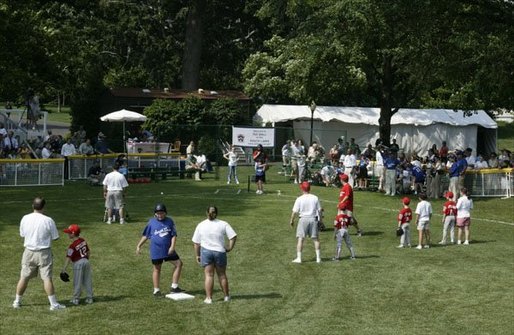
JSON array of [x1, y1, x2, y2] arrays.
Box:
[[165, 292, 195, 301]]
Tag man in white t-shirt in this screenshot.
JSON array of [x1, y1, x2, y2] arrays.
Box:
[[456, 187, 473, 245], [192, 206, 237, 304], [414, 193, 432, 249], [290, 181, 323, 263], [61, 138, 77, 179], [343, 149, 357, 187], [12, 197, 66, 310], [102, 162, 129, 224]]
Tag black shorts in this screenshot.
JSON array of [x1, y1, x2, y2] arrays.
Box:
[[152, 251, 180, 265], [255, 174, 266, 182]]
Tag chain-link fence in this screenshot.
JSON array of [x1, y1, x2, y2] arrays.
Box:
[[0, 158, 64, 186]]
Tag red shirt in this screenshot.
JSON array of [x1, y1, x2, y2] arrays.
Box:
[[443, 201, 457, 216], [66, 238, 90, 263], [398, 208, 412, 224], [338, 183, 353, 211], [334, 213, 350, 229], [439, 146, 449, 158]]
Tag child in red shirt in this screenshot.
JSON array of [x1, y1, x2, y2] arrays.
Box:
[[397, 197, 412, 248], [439, 191, 457, 245], [61, 224, 93, 305], [332, 212, 356, 261]]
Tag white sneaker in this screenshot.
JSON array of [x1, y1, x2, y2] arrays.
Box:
[[423, 245, 430, 249], [438, 241, 446, 245], [227, 181, 230, 184], [85, 298, 93, 304], [416, 245, 422, 250], [316, 258, 322, 264], [457, 240, 462, 245], [463, 240, 469, 245], [70, 298, 79, 305], [12, 301, 21, 309], [112, 216, 116, 223], [236, 181, 240, 185], [107, 219, 112, 225], [204, 298, 212, 304], [50, 303, 66, 311], [291, 258, 302, 264], [384, 193, 390, 196], [120, 219, 125, 225], [397, 245, 404, 248], [223, 296, 231, 302]]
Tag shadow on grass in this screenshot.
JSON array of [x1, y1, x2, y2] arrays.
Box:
[[88, 295, 130, 303], [231, 292, 283, 300], [359, 231, 383, 236]]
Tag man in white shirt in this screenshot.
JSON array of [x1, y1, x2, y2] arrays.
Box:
[[375, 147, 385, 191], [290, 181, 323, 263], [102, 163, 129, 224], [343, 149, 357, 187], [4, 130, 19, 157], [61, 138, 76, 179], [12, 197, 66, 310], [192, 206, 237, 304]]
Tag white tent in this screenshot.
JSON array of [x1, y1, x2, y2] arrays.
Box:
[[254, 105, 497, 156]]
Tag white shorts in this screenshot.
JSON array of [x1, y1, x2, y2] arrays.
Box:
[[417, 220, 430, 231]]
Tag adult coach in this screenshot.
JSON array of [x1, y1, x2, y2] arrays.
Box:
[[136, 203, 184, 297], [338, 173, 363, 236], [192, 206, 237, 304], [253, 144, 268, 194], [12, 197, 66, 310], [103, 162, 129, 224], [290, 181, 323, 263]]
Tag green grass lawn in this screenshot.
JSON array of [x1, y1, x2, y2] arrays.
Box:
[[1, 166, 513, 335]]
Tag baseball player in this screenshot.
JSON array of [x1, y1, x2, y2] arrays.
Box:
[[61, 224, 94, 305], [338, 173, 363, 236], [290, 181, 323, 263], [439, 191, 457, 245], [136, 203, 185, 297], [332, 212, 356, 261], [102, 162, 129, 224], [414, 193, 432, 249], [397, 197, 412, 248]]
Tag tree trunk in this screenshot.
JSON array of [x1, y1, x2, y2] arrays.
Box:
[[181, 0, 205, 90], [378, 54, 395, 147]]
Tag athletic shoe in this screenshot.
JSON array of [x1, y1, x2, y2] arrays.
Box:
[[423, 245, 430, 249], [357, 230, 363, 237], [438, 241, 446, 245], [316, 258, 322, 264], [457, 240, 462, 245], [384, 193, 390, 195], [416, 245, 423, 250], [107, 219, 112, 225], [223, 296, 231, 302], [153, 291, 163, 298], [236, 181, 240, 185], [50, 303, 66, 311], [12, 301, 21, 309], [204, 298, 212, 304], [85, 298, 93, 304], [291, 258, 302, 264], [170, 287, 185, 293], [70, 298, 80, 305], [450, 240, 455, 244], [120, 219, 125, 225], [397, 245, 404, 248], [350, 257, 356, 260], [463, 241, 469, 245], [332, 257, 340, 261]]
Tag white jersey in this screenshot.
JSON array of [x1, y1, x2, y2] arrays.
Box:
[[415, 200, 432, 222], [20, 212, 59, 250], [292, 193, 321, 218], [103, 170, 128, 191], [343, 154, 356, 168], [375, 151, 384, 166], [456, 195, 473, 218], [192, 218, 237, 253]]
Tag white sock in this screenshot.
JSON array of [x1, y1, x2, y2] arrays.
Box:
[[153, 288, 160, 294], [296, 251, 302, 259], [171, 283, 178, 289], [315, 249, 321, 259], [48, 295, 57, 305], [14, 294, 22, 303]]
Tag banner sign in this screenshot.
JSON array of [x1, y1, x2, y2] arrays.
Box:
[[232, 126, 275, 147]]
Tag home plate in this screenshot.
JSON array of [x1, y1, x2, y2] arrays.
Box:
[[165, 292, 195, 301]]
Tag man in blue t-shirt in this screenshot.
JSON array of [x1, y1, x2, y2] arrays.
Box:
[[136, 204, 185, 297], [448, 151, 467, 200], [384, 152, 400, 196]]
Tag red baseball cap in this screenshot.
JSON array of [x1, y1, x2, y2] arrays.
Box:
[[402, 197, 410, 205], [63, 224, 81, 235], [339, 174, 349, 182], [445, 191, 454, 199], [300, 181, 311, 192]]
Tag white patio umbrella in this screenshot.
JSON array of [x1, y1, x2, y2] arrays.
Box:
[[100, 109, 147, 153]]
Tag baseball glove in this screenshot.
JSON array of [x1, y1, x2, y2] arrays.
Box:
[[396, 228, 404, 237], [60, 271, 70, 282]]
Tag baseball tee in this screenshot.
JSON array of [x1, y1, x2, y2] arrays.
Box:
[[192, 219, 237, 253], [415, 200, 432, 222], [292, 193, 322, 218], [398, 208, 412, 224], [456, 196, 473, 218], [338, 183, 354, 211], [142, 217, 177, 260], [20, 212, 59, 250], [66, 238, 90, 262]]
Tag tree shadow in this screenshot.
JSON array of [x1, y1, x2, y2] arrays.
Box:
[[231, 292, 283, 300], [359, 231, 383, 236]]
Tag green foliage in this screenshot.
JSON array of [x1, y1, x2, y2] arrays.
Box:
[[142, 99, 178, 140], [0, 172, 513, 334]]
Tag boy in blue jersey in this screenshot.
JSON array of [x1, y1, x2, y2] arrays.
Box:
[[136, 204, 184, 297]]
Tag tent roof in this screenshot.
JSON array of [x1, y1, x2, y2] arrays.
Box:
[[254, 105, 497, 129]]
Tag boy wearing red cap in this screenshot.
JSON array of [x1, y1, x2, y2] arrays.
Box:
[[338, 173, 363, 236], [290, 181, 323, 263], [61, 224, 93, 305], [332, 212, 356, 260], [397, 197, 412, 248], [439, 191, 457, 245]]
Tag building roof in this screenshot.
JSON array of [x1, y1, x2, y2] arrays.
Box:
[[108, 88, 250, 101]]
